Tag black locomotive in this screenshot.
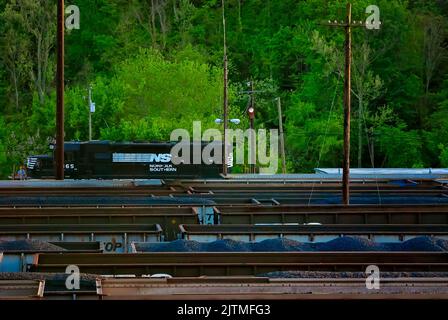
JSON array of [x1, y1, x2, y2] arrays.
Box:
[[26, 141, 231, 179]]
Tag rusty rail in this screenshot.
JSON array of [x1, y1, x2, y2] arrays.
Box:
[[30, 252, 448, 276], [0, 205, 447, 240], [2, 277, 448, 300], [179, 224, 448, 242], [97, 277, 448, 300], [0, 280, 44, 299]]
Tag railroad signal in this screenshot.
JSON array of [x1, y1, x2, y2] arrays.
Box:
[[247, 107, 255, 119], [242, 81, 259, 174]]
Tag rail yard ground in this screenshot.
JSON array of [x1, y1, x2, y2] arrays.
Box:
[[1, 174, 448, 304]]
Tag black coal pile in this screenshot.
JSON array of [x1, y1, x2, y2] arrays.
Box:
[[259, 271, 448, 278], [251, 238, 311, 252], [316, 236, 386, 251], [380, 242, 403, 251], [436, 238, 448, 251], [0, 240, 65, 252], [133, 236, 448, 253], [205, 239, 250, 252], [399, 236, 448, 252], [135, 240, 205, 252]]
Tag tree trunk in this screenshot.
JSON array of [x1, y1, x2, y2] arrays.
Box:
[[238, 0, 243, 32], [13, 71, 19, 110], [150, 0, 157, 47], [37, 33, 44, 104]]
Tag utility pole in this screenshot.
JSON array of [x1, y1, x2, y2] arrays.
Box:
[[277, 97, 286, 174], [222, 0, 229, 176], [324, 3, 365, 205], [343, 3, 352, 206], [55, 0, 65, 180], [249, 81, 255, 174]]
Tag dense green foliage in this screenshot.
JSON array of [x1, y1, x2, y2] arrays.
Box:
[[0, 0, 447, 177]]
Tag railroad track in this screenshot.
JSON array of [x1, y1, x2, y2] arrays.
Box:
[[29, 252, 448, 276], [2, 276, 448, 300]]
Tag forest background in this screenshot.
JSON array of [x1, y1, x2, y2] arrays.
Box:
[[0, 0, 447, 177]]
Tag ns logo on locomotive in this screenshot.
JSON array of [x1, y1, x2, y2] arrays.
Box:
[[26, 140, 232, 179]]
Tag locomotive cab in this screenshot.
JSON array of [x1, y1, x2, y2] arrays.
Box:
[[26, 155, 54, 179]]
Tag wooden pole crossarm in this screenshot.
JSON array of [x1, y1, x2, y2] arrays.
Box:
[[322, 21, 366, 28]]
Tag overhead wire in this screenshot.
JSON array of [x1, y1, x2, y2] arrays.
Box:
[[308, 74, 341, 206]]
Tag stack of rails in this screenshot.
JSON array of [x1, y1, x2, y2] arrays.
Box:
[[1, 178, 448, 300], [3, 277, 448, 300], [0, 280, 45, 299], [0, 207, 197, 239], [29, 252, 448, 275], [1, 179, 447, 207], [179, 224, 448, 242], [0, 224, 163, 253], [216, 204, 448, 225], [0, 205, 447, 240], [95, 276, 448, 300]]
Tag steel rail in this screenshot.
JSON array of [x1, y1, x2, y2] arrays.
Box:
[[0, 224, 163, 250], [0, 205, 447, 240], [0, 180, 444, 193], [1, 191, 447, 207], [0, 223, 162, 233], [179, 224, 448, 242], [0, 188, 443, 196], [97, 277, 448, 300], [31, 252, 448, 276], [0, 280, 44, 299], [2, 277, 448, 300], [1, 204, 448, 213]]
